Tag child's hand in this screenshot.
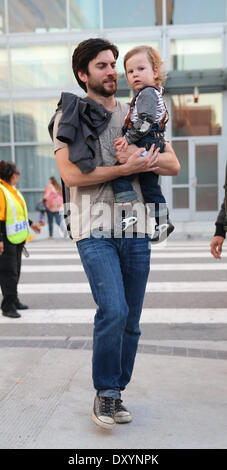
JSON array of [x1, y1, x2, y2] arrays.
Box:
[[114, 137, 128, 152]]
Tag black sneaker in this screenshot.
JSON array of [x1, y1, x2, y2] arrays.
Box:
[[114, 399, 132, 424], [92, 395, 116, 430]]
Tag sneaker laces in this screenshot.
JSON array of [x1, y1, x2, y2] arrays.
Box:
[[100, 397, 115, 416], [115, 399, 123, 412]]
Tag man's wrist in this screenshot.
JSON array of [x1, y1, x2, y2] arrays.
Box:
[[117, 162, 129, 177]]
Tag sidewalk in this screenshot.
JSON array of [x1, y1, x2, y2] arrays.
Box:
[[0, 339, 227, 449]]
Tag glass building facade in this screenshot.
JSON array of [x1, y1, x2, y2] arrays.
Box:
[[0, 0, 227, 221]]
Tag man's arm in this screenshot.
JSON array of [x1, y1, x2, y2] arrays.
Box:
[[210, 200, 226, 259], [149, 142, 181, 175], [116, 141, 180, 176], [55, 145, 160, 187]]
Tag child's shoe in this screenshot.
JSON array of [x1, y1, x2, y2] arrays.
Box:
[[114, 203, 137, 236], [151, 220, 174, 243]]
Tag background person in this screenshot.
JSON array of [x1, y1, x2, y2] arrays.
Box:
[[210, 163, 227, 259], [43, 176, 63, 239], [0, 160, 40, 318]]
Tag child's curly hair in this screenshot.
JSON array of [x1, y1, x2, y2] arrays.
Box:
[[124, 45, 167, 87]]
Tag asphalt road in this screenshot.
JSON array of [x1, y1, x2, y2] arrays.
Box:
[[1, 237, 227, 340]]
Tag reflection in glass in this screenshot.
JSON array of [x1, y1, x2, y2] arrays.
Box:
[[196, 145, 217, 185], [171, 38, 222, 71], [0, 147, 11, 161], [11, 46, 69, 88], [195, 144, 218, 211], [172, 141, 188, 185], [8, 0, 66, 33], [103, 0, 160, 28], [70, 0, 100, 29], [13, 100, 57, 142], [166, 0, 226, 24], [172, 188, 189, 209], [0, 102, 10, 142], [196, 187, 217, 211], [20, 190, 44, 212], [0, 0, 5, 33], [0, 49, 8, 88], [15, 145, 59, 190], [172, 94, 222, 137]]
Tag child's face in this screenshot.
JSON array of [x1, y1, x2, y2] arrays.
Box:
[[125, 52, 158, 92]]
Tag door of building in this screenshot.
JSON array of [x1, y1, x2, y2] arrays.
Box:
[[170, 137, 220, 221]]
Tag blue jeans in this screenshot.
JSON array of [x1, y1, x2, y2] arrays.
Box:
[[77, 233, 151, 399], [46, 209, 61, 237]]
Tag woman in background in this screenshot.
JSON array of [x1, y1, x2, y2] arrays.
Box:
[[43, 176, 63, 239]]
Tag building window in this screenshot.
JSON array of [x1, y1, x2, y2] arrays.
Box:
[[171, 93, 222, 137], [172, 140, 189, 209], [195, 144, 218, 211], [10, 46, 69, 88], [103, 0, 161, 28], [166, 0, 226, 24], [13, 100, 57, 142], [16, 145, 57, 189], [171, 38, 222, 71], [0, 102, 10, 143], [70, 0, 100, 29], [16, 144, 59, 210], [8, 0, 67, 33], [0, 147, 11, 161], [0, 49, 8, 88], [0, 0, 5, 33]]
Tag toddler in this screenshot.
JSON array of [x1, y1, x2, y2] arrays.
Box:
[[112, 45, 174, 241]]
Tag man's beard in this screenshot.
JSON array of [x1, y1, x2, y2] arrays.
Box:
[[87, 75, 117, 97]]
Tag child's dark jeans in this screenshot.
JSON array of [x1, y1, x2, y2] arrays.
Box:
[[112, 126, 167, 215]]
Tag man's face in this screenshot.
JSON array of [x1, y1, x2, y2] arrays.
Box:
[[81, 50, 118, 97]]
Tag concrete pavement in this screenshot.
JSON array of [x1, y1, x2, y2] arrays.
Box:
[[0, 339, 227, 449]]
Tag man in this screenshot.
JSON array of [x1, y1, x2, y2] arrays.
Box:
[[51, 38, 180, 430]]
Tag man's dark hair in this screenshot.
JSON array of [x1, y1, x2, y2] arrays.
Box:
[[72, 38, 119, 92]]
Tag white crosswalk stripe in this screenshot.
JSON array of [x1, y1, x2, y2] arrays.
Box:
[[1, 308, 226, 324], [21, 263, 227, 272], [1, 240, 227, 324], [16, 281, 227, 294], [23, 252, 227, 260]]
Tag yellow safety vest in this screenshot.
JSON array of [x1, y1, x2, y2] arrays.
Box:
[[0, 183, 30, 244]]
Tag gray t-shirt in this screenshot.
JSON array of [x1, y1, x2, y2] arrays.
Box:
[[53, 100, 153, 241]]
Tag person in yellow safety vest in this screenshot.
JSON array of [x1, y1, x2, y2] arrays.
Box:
[[0, 160, 40, 318]]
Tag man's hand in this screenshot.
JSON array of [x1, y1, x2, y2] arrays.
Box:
[[122, 144, 160, 176], [30, 222, 41, 234], [210, 235, 225, 259], [0, 241, 4, 255], [117, 141, 180, 176]]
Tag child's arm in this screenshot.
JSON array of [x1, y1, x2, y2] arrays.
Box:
[[124, 87, 158, 144]]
